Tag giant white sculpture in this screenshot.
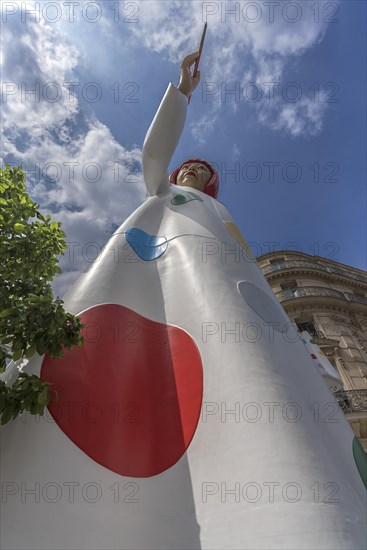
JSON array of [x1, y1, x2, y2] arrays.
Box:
[[1, 51, 366, 550]]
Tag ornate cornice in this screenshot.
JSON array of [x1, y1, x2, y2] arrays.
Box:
[[258, 251, 367, 277], [261, 260, 367, 291]]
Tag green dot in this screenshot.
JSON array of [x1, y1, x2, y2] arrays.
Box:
[[171, 192, 203, 205], [352, 436, 367, 489]]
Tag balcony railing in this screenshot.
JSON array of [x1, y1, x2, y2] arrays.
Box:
[[308, 330, 327, 339], [275, 286, 367, 306], [335, 389, 367, 414], [262, 259, 367, 284]]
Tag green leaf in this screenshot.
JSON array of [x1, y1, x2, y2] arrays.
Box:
[[12, 349, 22, 362], [28, 294, 42, 302], [14, 223, 26, 234], [0, 308, 17, 318], [1, 408, 14, 425], [35, 339, 48, 356], [23, 393, 35, 409], [17, 376, 30, 390], [37, 387, 49, 406], [12, 340, 23, 351], [25, 345, 36, 358]]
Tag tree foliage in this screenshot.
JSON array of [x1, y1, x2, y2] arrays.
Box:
[[0, 165, 83, 424]]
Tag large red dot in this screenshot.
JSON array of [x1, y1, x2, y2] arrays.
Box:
[[41, 304, 203, 478]]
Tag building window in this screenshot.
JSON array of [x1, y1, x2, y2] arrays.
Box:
[[269, 258, 284, 264], [280, 281, 298, 290], [268, 258, 285, 271], [296, 320, 318, 338]]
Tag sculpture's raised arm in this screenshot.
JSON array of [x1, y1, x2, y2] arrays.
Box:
[[142, 51, 201, 196]]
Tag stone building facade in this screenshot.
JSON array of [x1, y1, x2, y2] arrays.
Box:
[[257, 251, 367, 450]]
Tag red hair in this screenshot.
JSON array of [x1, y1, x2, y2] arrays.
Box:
[[169, 158, 219, 199]]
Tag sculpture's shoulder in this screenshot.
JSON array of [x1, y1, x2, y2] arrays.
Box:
[[208, 196, 234, 222]]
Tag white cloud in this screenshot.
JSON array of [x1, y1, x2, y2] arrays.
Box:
[[188, 113, 218, 145], [125, 0, 337, 141], [232, 143, 241, 162], [1, 3, 146, 298], [258, 87, 330, 137]]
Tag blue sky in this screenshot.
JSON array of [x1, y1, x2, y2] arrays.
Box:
[[1, 0, 366, 297]]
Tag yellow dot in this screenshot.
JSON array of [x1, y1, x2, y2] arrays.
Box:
[[223, 221, 255, 260]]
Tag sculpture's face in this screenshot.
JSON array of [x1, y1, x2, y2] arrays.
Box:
[[176, 162, 211, 192]]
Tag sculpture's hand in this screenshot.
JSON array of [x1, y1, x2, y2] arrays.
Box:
[[178, 51, 201, 98]]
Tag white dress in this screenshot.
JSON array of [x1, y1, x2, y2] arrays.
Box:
[[1, 83, 366, 550]]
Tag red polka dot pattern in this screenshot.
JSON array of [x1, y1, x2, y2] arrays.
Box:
[[41, 304, 203, 478]]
